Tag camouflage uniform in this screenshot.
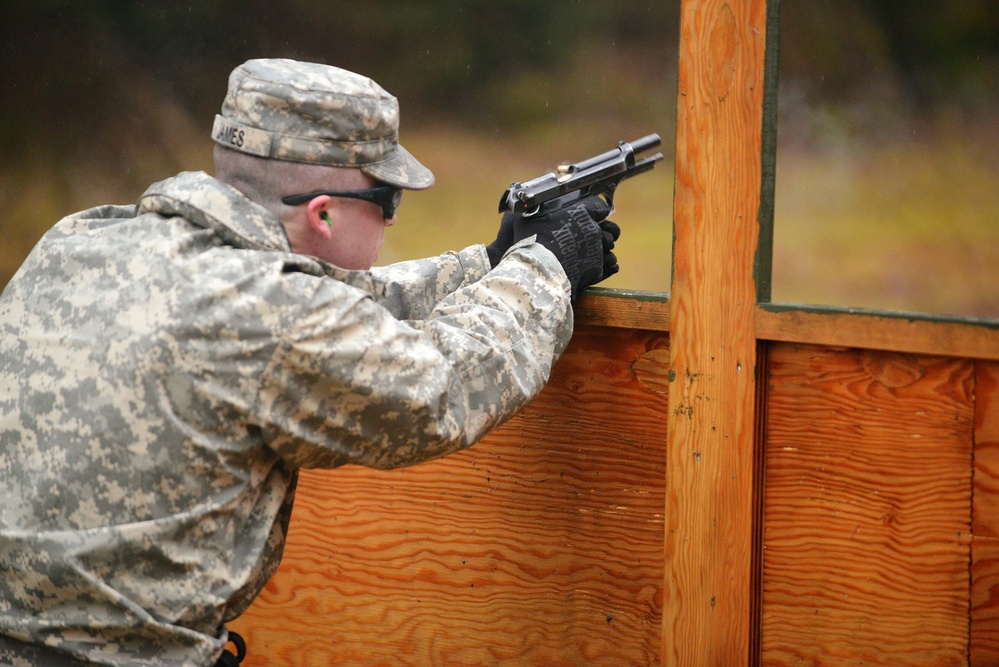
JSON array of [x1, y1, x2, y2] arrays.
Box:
[[0, 60, 574, 666]]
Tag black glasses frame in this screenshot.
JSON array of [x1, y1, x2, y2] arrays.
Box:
[[281, 186, 402, 220]]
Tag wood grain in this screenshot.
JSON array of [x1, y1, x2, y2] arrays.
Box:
[[576, 289, 670, 332], [972, 537, 999, 667], [761, 343, 974, 666], [757, 305, 999, 362], [973, 360, 999, 665], [229, 326, 670, 666], [666, 0, 769, 664]]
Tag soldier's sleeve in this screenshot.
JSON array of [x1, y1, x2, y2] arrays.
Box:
[[365, 244, 491, 320], [256, 242, 572, 470]]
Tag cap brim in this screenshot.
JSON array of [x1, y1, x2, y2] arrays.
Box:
[[361, 143, 435, 191]]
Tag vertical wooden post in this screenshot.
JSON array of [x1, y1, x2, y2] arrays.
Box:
[[665, 0, 771, 664]]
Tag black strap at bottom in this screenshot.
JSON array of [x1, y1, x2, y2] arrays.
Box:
[[214, 631, 247, 667]]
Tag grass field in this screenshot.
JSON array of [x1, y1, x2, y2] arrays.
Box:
[[771, 120, 999, 318], [2, 124, 997, 319]]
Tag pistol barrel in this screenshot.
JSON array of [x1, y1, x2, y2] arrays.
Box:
[[627, 133, 662, 155]]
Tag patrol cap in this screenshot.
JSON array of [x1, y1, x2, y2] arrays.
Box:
[[212, 58, 434, 190]]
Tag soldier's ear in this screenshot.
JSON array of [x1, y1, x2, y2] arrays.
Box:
[[306, 196, 334, 239]]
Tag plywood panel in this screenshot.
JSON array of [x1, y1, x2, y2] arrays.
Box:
[[972, 360, 999, 665], [229, 326, 670, 666], [762, 343, 974, 666], [972, 538, 999, 667]]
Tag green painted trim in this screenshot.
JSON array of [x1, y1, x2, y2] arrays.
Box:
[[586, 286, 672, 305], [761, 301, 999, 330], [754, 0, 781, 305], [669, 3, 683, 294]]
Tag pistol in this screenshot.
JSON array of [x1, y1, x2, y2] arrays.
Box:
[[498, 133, 664, 217]]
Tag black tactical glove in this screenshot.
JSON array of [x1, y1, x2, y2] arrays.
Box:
[[599, 219, 621, 281], [485, 210, 517, 268], [511, 196, 613, 300]]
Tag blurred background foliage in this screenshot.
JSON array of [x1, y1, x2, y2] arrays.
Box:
[[1, 1, 997, 317]]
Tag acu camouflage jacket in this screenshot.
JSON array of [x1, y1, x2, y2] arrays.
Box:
[[0, 171, 573, 666]]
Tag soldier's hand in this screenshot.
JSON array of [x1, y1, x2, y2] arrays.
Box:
[[511, 196, 611, 300], [599, 219, 621, 281], [485, 210, 518, 268]]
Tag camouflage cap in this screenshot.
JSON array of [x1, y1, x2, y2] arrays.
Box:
[[212, 58, 434, 190]]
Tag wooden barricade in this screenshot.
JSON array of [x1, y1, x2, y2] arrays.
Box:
[[230, 0, 999, 664], [232, 303, 671, 665]]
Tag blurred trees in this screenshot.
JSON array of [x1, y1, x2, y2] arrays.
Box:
[[2, 1, 997, 159], [776, 0, 999, 151], [778, 0, 999, 106], [0, 1, 677, 162]]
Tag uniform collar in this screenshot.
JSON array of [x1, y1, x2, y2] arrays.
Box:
[[137, 171, 292, 253], [135, 171, 388, 294]]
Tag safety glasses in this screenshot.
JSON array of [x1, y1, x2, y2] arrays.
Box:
[[281, 186, 402, 220]]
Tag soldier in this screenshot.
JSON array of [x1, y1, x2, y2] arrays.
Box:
[[0, 58, 619, 666]]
